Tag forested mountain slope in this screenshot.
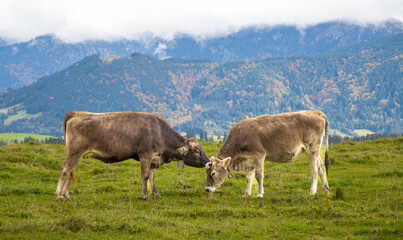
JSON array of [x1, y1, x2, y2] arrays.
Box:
[[0, 34, 401, 136], [1, 20, 401, 91]]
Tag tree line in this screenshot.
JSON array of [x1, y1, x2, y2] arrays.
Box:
[[0, 133, 400, 147], [0, 136, 65, 146], [328, 133, 402, 145]]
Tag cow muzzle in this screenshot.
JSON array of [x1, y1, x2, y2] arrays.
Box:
[[205, 187, 216, 192], [204, 162, 212, 169]]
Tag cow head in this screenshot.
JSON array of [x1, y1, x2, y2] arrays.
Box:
[[205, 156, 232, 192], [176, 138, 210, 168]]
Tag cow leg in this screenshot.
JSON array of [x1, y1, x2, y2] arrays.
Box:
[[255, 157, 265, 199], [56, 161, 70, 201], [149, 168, 160, 197], [309, 148, 330, 195], [318, 156, 330, 194], [308, 153, 319, 195], [243, 169, 255, 198], [56, 152, 81, 201], [139, 156, 152, 201]]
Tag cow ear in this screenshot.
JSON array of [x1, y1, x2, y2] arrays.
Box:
[[187, 137, 197, 143], [222, 157, 231, 167], [177, 146, 189, 156]]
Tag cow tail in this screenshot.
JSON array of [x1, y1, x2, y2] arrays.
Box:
[[63, 112, 77, 187], [62, 111, 76, 140], [325, 118, 329, 176]]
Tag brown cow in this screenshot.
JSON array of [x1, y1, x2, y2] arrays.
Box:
[[56, 111, 210, 201], [205, 111, 330, 198]]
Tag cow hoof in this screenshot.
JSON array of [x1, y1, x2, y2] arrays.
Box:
[[152, 193, 161, 198], [143, 197, 151, 201], [257, 195, 264, 199], [56, 196, 65, 201], [242, 194, 251, 198], [323, 186, 330, 195]]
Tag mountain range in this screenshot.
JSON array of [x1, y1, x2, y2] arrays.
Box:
[[0, 31, 401, 136], [1, 20, 402, 91]]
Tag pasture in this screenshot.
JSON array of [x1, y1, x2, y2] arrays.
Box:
[[0, 133, 55, 144], [0, 138, 401, 239]]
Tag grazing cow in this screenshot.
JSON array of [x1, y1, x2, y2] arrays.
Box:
[[205, 110, 329, 198], [56, 111, 210, 201]]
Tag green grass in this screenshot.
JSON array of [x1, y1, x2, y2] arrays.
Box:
[[0, 133, 56, 143], [0, 139, 402, 239], [2, 110, 42, 126]]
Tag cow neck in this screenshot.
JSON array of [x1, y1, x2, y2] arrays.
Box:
[[165, 128, 186, 149], [216, 151, 235, 176], [217, 141, 237, 171], [217, 136, 235, 159], [171, 137, 186, 161], [162, 127, 187, 161]]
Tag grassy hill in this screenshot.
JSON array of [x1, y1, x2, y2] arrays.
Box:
[[0, 138, 401, 239]]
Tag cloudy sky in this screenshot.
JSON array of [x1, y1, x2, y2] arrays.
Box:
[[0, 0, 402, 43]]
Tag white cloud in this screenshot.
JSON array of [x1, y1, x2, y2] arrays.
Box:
[[0, 0, 402, 42], [153, 43, 169, 59]]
